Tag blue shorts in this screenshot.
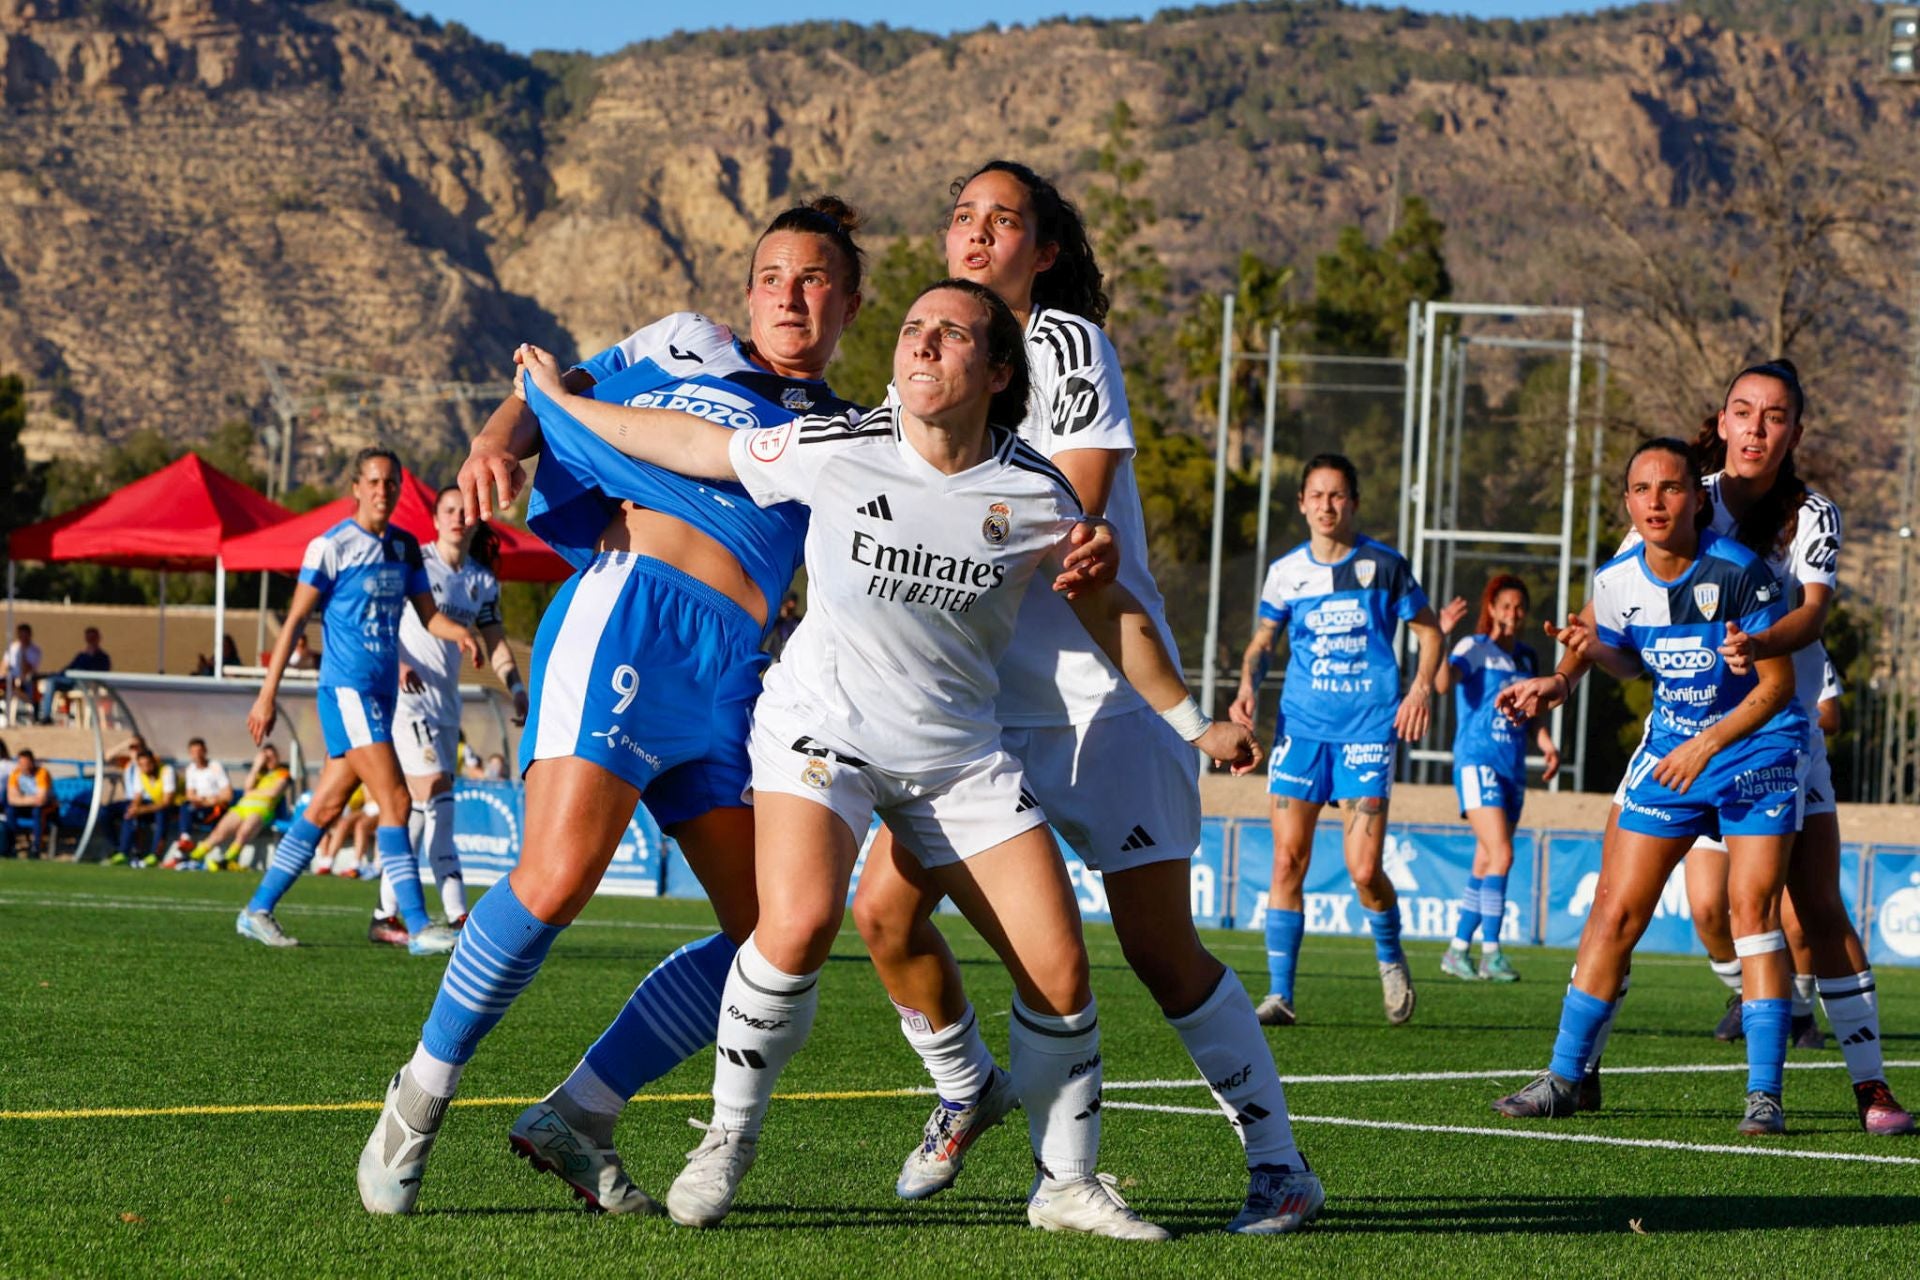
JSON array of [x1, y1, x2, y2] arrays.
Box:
[[316, 685, 394, 758], [1454, 763, 1524, 826], [1616, 740, 1805, 839], [1267, 734, 1395, 805], [521, 552, 768, 830]]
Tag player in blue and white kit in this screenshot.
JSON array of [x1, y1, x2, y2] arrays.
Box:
[[1491, 438, 1807, 1135], [239, 448, 480, 952], [1231, 454, 1444, 1027], [1434, 574, 1559, 984]]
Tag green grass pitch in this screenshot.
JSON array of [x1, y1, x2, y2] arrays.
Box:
[[3, 860, 1918, 1277]]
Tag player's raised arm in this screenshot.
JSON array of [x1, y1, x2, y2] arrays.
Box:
[[517, 343, 739, 482]]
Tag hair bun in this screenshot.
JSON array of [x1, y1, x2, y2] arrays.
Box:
[[1768, 356, 1798, 378], [806, 195, 864, 234]]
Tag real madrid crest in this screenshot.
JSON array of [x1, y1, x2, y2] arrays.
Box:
[[983, 501, 1012, 545], [1355, 559, 1376, 589], [1693, 582, 1720, 621], [801, 759, 832, 790]]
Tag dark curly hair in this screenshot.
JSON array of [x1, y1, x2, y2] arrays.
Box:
[[951, 160, 1108, 325], [907, 278, 1031, 430], [1689, 358, 1808, 559]]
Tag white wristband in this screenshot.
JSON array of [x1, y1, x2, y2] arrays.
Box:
[[1159, 695, 1212, 742]]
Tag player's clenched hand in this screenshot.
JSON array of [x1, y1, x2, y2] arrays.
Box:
[[246, 692, 277, 746], [1052, 519, 1119, 599], [1539, 737, 1562, 783], [1228, 688, 1258, 732], [399, 662, 424, 695], [460, 441, 525, 525], [458, 632, 483, 670], [1651, 737, 1715, 794], [1496, 675, 1562, 724], [1196, 720, 1262, 775], [1394, 683, 1433, 742], [1544, 611, 1598, 660]]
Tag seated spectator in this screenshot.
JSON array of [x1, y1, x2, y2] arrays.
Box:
[[287, 632, 319, 671], [221, 635, 242, 670], [41, 626, 112, 722], [188, 746, 293, 871], [166, 737, 234, 865], [482, 752, 508, 781], [4, 748, 56, 858], [112, 746, 178, 866], [4, 623, 42, 723]]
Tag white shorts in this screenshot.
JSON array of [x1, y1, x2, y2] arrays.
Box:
[[1001, 706, 1200, 874], [1689, 732, 1835, 853], [395, 711, 459, 779], [747, 705, 1047, 867]]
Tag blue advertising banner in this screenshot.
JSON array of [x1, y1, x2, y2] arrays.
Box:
[[1539, 830, 1702, 955], [455, 780, 666, 897], [1868, 847, 1920, 968]]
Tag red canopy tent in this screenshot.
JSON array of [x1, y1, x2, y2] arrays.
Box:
[[5, 454, 294, 674], [221, 467, 570, 583]]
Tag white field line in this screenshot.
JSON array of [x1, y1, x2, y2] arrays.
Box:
[[0, 891, 712, 933], [1103, 1101, 1920, 1167], [1109, 1061, 1920, 1089]]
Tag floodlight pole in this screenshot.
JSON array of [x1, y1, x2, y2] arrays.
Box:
[[1201, 292, 1236, 726], [1251, 326, 1282, 612]]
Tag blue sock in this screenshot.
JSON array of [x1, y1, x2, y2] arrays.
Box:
[[1453, 876, 1484, 946], [246, 815, 323, 913], [1549, 987, 1615, 1081], [583, 932, 739, 1099], [1365, 904, 1405, 964], [1480, 874, 1509, 945], [1264, 908, 1306, 1001], [377, 825, 432, 933], [420, 879, 563, 1065], [1743, 998, 1791, 1096]]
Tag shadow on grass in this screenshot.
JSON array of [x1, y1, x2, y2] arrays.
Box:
[[1315, 1193, 1920, 1234]]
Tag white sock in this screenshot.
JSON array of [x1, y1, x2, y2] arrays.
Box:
[[901, 1002, 997, 1105], [408, 1042, 463, 1097], [1168, 970, 1301, 1169], [1709, 957, 1743, 993], [1008, 993, 1100, 1180], [558, 1060, 626, 1122], [1577, 966, 1631, 1075], [423, 791, 465, 918], [709, 935, 819, 1138], [1482, 940, 1501, 957], [1448, 938, 1469, 953], [1818, 970, 1885, 1085], [379, 864, 398, 919], [1791, 973, 1817, 1019]]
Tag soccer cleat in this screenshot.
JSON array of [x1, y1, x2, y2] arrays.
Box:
[[1379, 959, 1416, 1025], [1855, 1080, 1916, 1136], [448, 913, 469, 929], [159, 853, 182, 871], [367, 914, 409, 947], [1479, 952, 1520, 983], [1254, 994, 1296, 1027], [666, 1118, 757, 1229], [202, 851, 227, 872], [1439, 947, 1478, 981], [407, 923, 460, 956], [235, 908, 298, 948], [1227, 1163, 1324, 1235], [357, 1070, 446, 1214], [896, 1066, 1019, 1200], [1736, 1090, 1785, 1136], [509, 1099, 661, 1215], [1026, 1170, 1170, 1241], [1576, 1070, 1603, 1113], [1790, 1013, 1826, 1051], [1491, 1071, 1579, 1119], [1713, 993, 1744, 1042]]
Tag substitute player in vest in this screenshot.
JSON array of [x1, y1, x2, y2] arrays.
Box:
[[368, 487, 527, 945], [1434, 576, 1560, 983], [848, 160, 1321, 1234], [1491, 439, 1807, 1134], [1231, 455, 1444, 1027], [358, 201, 876, 1216], [240, 449, 480, 952], [513, 281, 1257, 1238]]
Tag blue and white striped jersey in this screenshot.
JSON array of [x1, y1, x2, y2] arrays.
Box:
[[1591, 529, 1807, 753], [297, 519, 431, 694], [1449, 635, 1538, 776], [1257, 534, 1429, 742]]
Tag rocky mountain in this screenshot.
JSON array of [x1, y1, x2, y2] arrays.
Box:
[[2, 0, 1911, 520]]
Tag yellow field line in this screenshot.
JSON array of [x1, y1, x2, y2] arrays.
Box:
[[0, 1087, 931, 1123]]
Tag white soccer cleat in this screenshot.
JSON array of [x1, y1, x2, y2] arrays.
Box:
[[235, 908, 298, 948], [1379, 959, 1416, 1025], [357, 1070, 447, 1215], [1027, 1171, 1170, 1241], [896, 1066, 1019, 1200], [1227, 1163, 1325, 1234], [509, 1100, 660, 1215], [666, 1118, 757, 1228], [407, 923, 460, 956]]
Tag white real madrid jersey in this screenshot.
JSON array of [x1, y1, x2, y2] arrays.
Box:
[[398, 543, 501, 725], [727, 403, 1082, 772]]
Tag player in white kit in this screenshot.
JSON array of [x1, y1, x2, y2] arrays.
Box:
[[849, 160, 1321, 1235], [514, 278, 1260, 1239], [369, 486, 528, 944]]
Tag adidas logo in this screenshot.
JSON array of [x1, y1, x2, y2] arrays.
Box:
[[857, 494, 894, 520], [718, 1046, 769, 1069], [1844, 1027, 1878, 1046], [1073, 1097, 1103, 1121], [1233, 1102, 1271, 1128], [1015, 788, 1040, 813], [1120, 825, 1156, 852]]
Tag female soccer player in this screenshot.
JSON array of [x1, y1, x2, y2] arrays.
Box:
[[848, 160, 1321, 1235], [358, 201, 881, 1216], [1491, 438, 1807, 1134], [1434, 575, 1559, 983], [238, 448, 479, 951], [514, 280, 1257, 1238], [368, 487, 527, 945], [1230, 454, 1444, 1027]]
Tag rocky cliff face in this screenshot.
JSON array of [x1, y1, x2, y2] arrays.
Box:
[[2, 0, 1908, 507]]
